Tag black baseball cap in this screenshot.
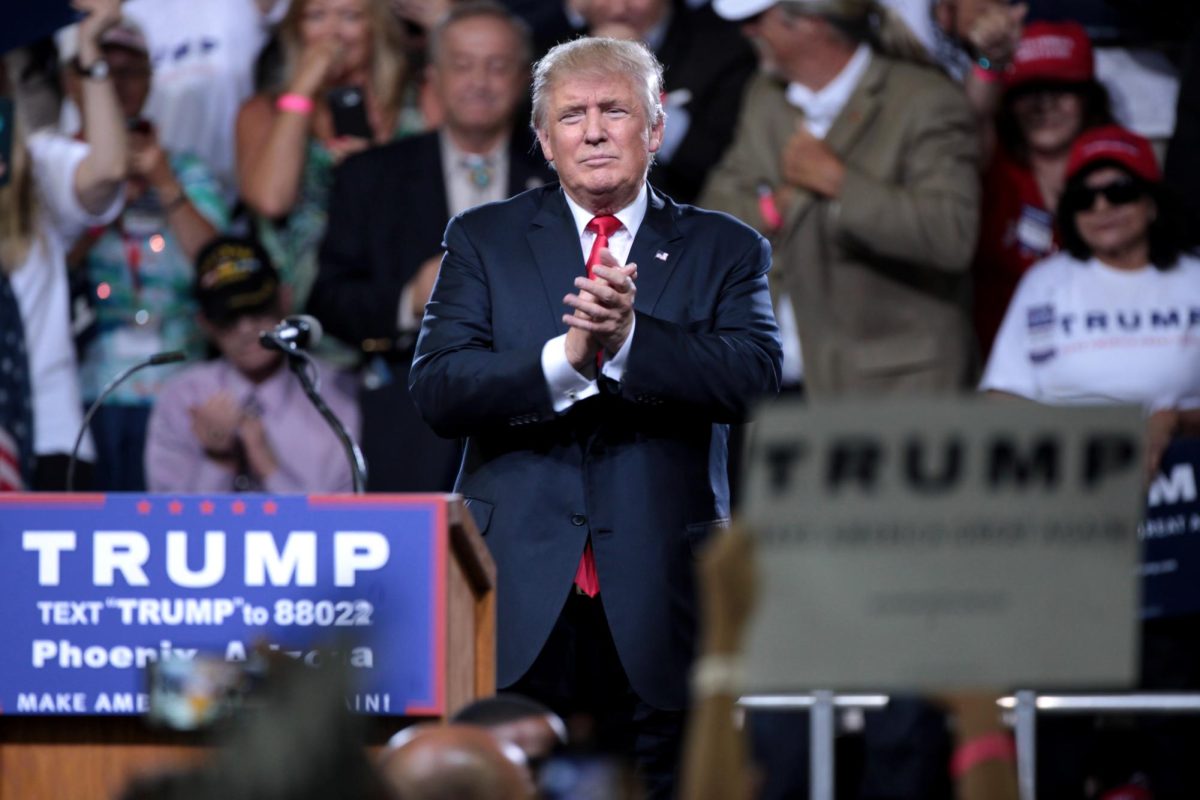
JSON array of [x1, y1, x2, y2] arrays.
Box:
[[193, 236, 280, 324]]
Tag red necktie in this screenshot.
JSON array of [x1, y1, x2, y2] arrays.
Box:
[[573, 215, 622, 598], [586, 214, 622, 277], [584, 215, 622, 368]]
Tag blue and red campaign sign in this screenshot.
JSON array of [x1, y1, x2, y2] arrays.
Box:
[[0, 493, 448, 716], [1143, 439, 1200, 619]]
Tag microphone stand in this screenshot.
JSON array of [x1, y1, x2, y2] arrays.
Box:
[[284, 350, 368, 494], [66, 351, 186, 492]]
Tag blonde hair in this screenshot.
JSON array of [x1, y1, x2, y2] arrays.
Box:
[[277, 0, 408, 121], [531, 37, 664, 133], [0, 109, 37, 274]]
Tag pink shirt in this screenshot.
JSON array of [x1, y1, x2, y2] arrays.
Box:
[[144, 358, 360, 493]]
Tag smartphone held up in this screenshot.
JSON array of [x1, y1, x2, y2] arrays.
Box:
[[327, 86, 373, 140]]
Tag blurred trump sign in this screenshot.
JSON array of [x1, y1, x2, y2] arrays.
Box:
[[739, 398, 1144, 692]]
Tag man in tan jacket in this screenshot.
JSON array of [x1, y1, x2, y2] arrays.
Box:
[[702, 0, 981, 396], [701, 2, 990, 798]]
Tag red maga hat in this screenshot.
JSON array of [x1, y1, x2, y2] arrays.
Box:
[[1005, 21, 1094, 90], [1066, 125, 1162, 184]]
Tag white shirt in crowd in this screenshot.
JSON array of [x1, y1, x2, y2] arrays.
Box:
[[439, 131, 511, 220], [124, 0, 289, 202], [1096, 47, 1180, 142], [981, 251, 1200, 411], [9, 132, 124, 461], [785, 43, 873, 140]]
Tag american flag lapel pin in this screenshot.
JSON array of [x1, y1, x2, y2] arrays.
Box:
[[655, 250, 669, 261]]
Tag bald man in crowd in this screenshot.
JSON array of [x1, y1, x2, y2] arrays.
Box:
[[380, 725, 535, 800]]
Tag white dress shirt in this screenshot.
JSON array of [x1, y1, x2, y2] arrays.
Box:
[[439, 130, 511, 217], [785, 43, 873, 140], [541, 184, 648, 412]]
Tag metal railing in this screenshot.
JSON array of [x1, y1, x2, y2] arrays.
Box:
[[736, 691, 1200, 800]]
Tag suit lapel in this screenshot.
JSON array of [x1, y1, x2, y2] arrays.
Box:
[[781, 57, 885, 236], [526, 187, 582, 335], [821, 57, 884, 167], [629, 187, 684, 316]]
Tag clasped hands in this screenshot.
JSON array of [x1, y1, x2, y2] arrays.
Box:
[[562, 247, 637, 375], [188, 392, 278, 480]]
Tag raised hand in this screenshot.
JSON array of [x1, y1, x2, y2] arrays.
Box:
[[968, 2, 1028, 70], [73, 0, 122, 66], [288, 37, 343, 99], [325, 134, 371, 165]]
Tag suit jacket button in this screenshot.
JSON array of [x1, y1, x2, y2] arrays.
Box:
[[570, 513, 587, 526]]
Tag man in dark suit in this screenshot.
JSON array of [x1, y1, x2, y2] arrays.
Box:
[[409, 36, 781, 795], [310, 1, 552, 491]]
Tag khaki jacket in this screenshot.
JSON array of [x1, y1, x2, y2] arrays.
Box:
[[701, 55, 981, 395]]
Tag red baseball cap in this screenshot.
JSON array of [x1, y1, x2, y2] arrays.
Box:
[[1004, 21, 1094, 90], [1066, 125, 1162, 184]]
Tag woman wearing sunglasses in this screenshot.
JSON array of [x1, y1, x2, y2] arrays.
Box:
[[984, 122, 1200, 799], [982, 124, 1200, 479]]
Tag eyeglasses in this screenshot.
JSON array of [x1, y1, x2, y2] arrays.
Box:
[[1064, 178, 1146, 212]]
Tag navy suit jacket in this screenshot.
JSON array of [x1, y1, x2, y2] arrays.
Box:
[[409, 183, 781, 709]]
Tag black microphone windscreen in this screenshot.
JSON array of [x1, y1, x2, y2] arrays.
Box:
[[290, 314, 323, 347]]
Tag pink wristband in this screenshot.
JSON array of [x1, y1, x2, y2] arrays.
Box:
[[971, 63, 1002, 84], [276, 93, 314, 115], [950, 731, 1016, 778], [757, 184, 783, 232]]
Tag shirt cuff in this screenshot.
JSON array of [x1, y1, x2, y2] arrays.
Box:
[[542, 334, 599, 413], [600, 315, 635, 383], [397, 284, 419, 332]]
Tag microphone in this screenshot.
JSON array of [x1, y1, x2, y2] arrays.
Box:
[[66, 350, 188, 492], [260, 314, 323, 353], [260, 314, 369, 494]]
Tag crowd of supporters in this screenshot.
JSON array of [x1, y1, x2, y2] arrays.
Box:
[[1, 0, 1199, 796], [2, 0, 1196, 495]]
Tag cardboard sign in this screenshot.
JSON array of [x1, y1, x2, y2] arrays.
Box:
[[739, 398, 1144, 691]]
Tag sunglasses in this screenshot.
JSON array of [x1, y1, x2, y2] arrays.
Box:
[[1065, 178, 1146, 212]]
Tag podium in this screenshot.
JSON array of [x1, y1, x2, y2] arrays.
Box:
[[0, 493, 495, 800]]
